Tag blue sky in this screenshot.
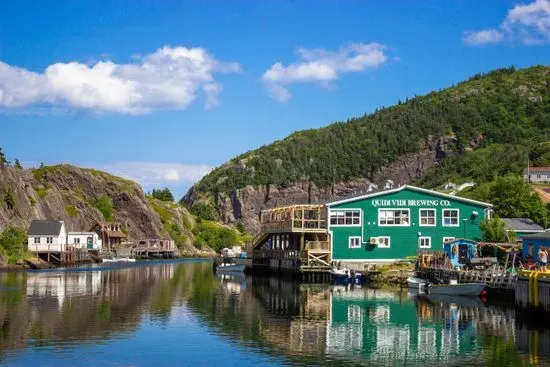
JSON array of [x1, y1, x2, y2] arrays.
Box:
[[1, 0, 549, 198]]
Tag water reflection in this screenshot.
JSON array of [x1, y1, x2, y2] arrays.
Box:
[[0, 261, 548, 366]]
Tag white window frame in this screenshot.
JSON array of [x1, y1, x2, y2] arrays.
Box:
[[74, 238, 80, 244], [419, 208, 436, 227], [378, 208, 410, 227], [34, 237, 40, 244], [348, 236, 362, 249], [377, 236, 391, 248], [46, 237, 53, 244], [419, 236, 431, 249], [442, 209, 460, 227], [330, 209, 362, 227]]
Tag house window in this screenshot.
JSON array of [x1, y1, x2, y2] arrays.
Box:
[[46, 237, 53, 244], [419, 209, 436, 226], [348, 236, 361, 249], [74, 238, 80, 244], [442, 209, 459, 226], [379, 209, 410, 226], [377, 236, 391, 248], [34, 237, 40, 244], [330, 210, 361, 226], [419, 236, 431, 249]]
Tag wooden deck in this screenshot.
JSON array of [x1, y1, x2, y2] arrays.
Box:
[[260, 205, 328, 234]]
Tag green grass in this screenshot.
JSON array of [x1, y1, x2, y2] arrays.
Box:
[[35, 186, 48, 199], [65, 205, 79, 217]]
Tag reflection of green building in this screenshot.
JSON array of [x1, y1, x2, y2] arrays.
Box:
[[327, 185, 492, 263], [327, 289, 481, 365]]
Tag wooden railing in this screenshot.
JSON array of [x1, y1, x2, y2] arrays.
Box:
[[252, 249, 304, 260], [260, 219, 328, 233]]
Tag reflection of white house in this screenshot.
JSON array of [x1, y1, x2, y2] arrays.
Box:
[[26, 271, 102, 309], [67, 232, 102, 250], [27, 220, 67, 252]]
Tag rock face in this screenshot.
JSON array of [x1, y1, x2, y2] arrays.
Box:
[[184, 135, 457, 233], [0, 164, 210, 256]]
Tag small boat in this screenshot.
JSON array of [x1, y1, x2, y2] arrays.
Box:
[[407, 277, 429, 290], [330, 268, 363, 284], [216, 263, 245, 273], [427, 282, 486, 296], [102, 257, 136, 263]]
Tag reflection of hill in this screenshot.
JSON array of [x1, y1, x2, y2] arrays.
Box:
[[0, 263, 181, 361]]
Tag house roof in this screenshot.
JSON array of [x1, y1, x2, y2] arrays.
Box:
[[502, 218, 545, 232], [106, 231, 127, 238], [522, 231, 550, 240], [27, 220, 63, 236], [326, 185, 493, 207], [524, 167, 550, 172]]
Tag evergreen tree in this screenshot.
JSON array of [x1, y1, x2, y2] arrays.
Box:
[[151, 188, 175, 202], [14, 159, 22, 169], [0, 148, 5, 166]]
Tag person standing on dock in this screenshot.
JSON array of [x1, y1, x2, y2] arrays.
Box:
[[539, 247, 548, 272]]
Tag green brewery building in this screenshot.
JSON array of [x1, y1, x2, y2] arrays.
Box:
[[326, 185, 492, 263]]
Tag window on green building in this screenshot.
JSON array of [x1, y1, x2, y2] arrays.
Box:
[[348, 236, 361, 248], [442, 209, 459, 226], [379, 209, 410, 226], [377, 236, 390, 248], [330, 210, 361, 226], [419, 236, 431, 248], [419, 209, 436, 226]]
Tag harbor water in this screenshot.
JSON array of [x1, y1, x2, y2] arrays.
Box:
[[0, 259, 548, 366]]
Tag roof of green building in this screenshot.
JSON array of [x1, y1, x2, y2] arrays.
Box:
[[326, 185, 493, 207]]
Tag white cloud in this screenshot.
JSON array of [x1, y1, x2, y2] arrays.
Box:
[[463, 0, 550, 46], [463, 29, 505, 46], [87, 161, 211, 189], [261, 42, 390, 102], [0, 46, 242, 114]]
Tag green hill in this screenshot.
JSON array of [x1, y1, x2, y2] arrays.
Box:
[[183, 66, 550, 230]]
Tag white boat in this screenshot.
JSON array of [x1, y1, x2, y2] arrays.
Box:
[[102, 257, 136, 263], [407, 277, 429, 290], [216, 263, 245, 272], [427, 282, 486, 296]]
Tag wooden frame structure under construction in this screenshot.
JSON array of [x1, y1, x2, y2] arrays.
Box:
[[253, 205, 332, 271]]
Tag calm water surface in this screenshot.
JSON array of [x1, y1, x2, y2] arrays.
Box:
[[0, 259, 548, 366]]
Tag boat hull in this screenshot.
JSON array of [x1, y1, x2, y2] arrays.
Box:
[[407, 277, 428, 289], [427, 283, 486, 296], [216, 264, 245, 273], [102, 258, 136, 263]]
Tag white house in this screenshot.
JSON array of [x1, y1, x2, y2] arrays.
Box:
[[67, 232, 102, 251], [27, 220, 67, 252], [524, 167, 550, 183]]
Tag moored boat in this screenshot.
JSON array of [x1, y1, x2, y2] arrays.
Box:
[[427, 282, 486, 296], [330, 268, 363, 284], [102, 257, 136, 263], [407, 277, 429, 290], [216, 263, 245, 273]]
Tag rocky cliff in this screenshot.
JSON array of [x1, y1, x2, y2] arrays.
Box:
[[0, 164, 213, 256], [184, 135, 458, 233]]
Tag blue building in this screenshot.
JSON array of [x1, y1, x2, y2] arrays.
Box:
[[522, 232, 550, 261]]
